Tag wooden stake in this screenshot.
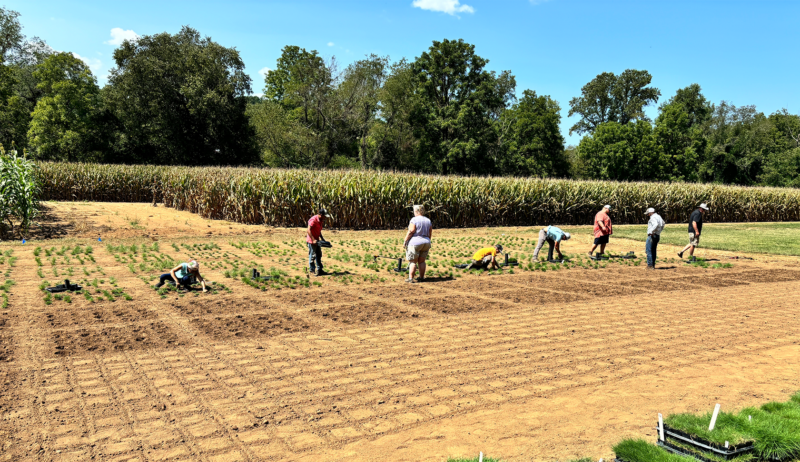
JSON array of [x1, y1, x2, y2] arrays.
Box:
[[709, 403, 721, 431]]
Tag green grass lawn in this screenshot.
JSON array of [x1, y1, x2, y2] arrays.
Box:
[[610, 222, 800, 256]]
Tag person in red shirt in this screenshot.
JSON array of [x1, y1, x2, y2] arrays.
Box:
[[588, 204, 613, 257], [306, 208, 330, 276]]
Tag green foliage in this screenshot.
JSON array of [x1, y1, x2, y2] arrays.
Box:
[[613, 438, 695, 462], [409, 39, 505, 175], [0, 146, 40, 237], [27, 52, 108, 161], [568, 69, 661, 135], [576, 120, 666, 181], [499, 90, 568, 177], [104, 26, 258, 165]]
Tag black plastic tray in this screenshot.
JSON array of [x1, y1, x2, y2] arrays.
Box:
[[46, 279, 83, 293], [660, 423, 754, 460]]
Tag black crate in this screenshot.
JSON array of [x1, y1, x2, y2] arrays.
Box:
[[659, 423, 754, 461]]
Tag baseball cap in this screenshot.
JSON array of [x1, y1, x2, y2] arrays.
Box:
[[564, 232, 571, 240], [645, 207, 655, 214], [603, 204, 612, 210], [495, 244, 504, 252], [318, 208, 330, 217], [699, 203, 709, 210]]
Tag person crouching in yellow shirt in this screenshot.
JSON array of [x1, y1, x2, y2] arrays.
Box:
[[466, 244, 503, 270]]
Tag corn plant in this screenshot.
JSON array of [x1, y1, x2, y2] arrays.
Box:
[[0, 148, 40, 238]]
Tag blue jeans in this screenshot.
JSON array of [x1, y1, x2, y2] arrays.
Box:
[[158, 273, 192, 288], [308, 243, 323, 272], [646, 234, 660, 267]]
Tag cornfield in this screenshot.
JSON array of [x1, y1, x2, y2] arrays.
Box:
[[36, 162, 800, 228]]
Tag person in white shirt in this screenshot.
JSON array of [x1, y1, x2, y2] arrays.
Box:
[[645, 208, 665, 270]]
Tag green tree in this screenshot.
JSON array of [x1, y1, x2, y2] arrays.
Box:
[[27, 52, 108, 161], [654, 84, 712, 181], [701, 102, 783, 184], [364, 59, 418, 170], [568, 69, 661, 135], [0, 7, 41, 151], [759, 147, 800, 187], [409, 38, 503, 174], [576, 120, 667, 181], [500, 90, 567, 177], [247, 99, 325, 167], [0, 7, 23, 63], [104, 26, 258, 165], [337, 54, 388, 167]]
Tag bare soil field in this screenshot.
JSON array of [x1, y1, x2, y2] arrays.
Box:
[[1, 202, 800, 461]]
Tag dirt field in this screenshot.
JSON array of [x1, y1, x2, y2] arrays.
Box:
[[2, 202, 800, 462]]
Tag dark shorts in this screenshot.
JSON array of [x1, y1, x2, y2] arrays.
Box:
[[594, 235, 610, 245]]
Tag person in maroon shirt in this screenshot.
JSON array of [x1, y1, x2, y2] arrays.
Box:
[[306, 208, 330, 276], [588, 204, 613, 257]]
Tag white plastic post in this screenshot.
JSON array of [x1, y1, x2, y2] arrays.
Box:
[[725, 441, 729, 448], [658, 413, 665, 441], [749, 415, 752, 422], [479, 452, 483, 462], [709, 403, 721, 431]]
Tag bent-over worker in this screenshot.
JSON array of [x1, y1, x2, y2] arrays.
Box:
[[156, 260, 207, 292], [466, 244, 503, 271], [532, 226, 571, 261]]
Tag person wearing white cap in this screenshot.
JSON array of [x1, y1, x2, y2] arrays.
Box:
[[532, 225, 571, 262], [645, 208, 665, 270], [156, 259, 207, 292], [588, 204, 613, 257], [678, 203, 709, 260]]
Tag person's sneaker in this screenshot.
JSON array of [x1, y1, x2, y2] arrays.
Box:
[[587, 252, 593, 258], [677, 251, 684, 259], [155, 282, 164, 288], [418, 276, 425, 283], [404, 278, 416, 283], [315, 269, 329, 276], [689, 256, 697, 262], [646, 265, 655, 270], [464, 262, 474, 270]]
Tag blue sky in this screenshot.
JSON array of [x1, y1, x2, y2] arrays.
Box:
[[7, 0, 799, 145]]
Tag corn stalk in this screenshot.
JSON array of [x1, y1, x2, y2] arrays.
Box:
[[1, 148, 41, 238]]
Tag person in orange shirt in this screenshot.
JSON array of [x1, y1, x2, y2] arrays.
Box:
[[588, 204, 613, 257]]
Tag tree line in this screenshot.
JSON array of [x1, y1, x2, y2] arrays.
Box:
[[1, 7, 798, 186]]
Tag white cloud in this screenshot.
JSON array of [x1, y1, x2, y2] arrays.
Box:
[[72, 53, 102, 72], [258, 67, 271, 78], [327, 42, 335, 47], [105, 28, 139, 46], [412, 0, 474, 15]]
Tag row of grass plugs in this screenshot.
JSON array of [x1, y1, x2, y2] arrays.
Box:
[[39, 278, 132, 305]]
